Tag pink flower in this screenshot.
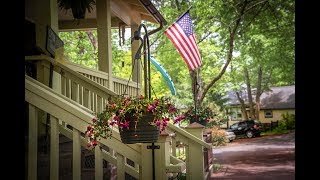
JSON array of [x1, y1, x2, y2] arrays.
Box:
[[148, 105, 155, 111], [163, 117, 170, 121], [169, 106, 177, 112], [162, 121, 167, 127], [114, 116, 119, 121], [87, 126, 92, 131], [92, 117, 97, 123], [92, 140, 98, 147], [123, 121, 130, 128], [87, 143, 91, 148], [109, 121, 116, 126], [155, 120, 161, 126]]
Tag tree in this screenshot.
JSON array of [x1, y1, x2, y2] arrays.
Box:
[[153, 0, 294, 110]]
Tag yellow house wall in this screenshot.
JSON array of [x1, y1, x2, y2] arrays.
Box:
[[259, 109, 295, 123], [222, 108, 295, 128]]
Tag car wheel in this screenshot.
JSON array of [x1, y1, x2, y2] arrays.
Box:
[[246, 130, 253, 138]]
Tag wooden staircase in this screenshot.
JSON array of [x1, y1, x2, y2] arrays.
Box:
[[25, 55, 213, 180]]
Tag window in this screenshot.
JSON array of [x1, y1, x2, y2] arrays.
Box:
[[230, 123, 239, 129], [237, 113, 242, 119], [264, 110, 273, 118]]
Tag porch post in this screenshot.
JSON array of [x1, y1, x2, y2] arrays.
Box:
[[139, 144, 153, 179], [131, 24, 142, 89], [154, 132, 171, 180], [185, 123, 205, 179], [96, 0, 113, 90]]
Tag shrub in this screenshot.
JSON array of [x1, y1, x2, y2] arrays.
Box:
[[211, 126, 228, 147], [280, 112, 295, 130]]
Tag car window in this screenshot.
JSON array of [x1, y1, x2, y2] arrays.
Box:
[[247, 120, 254, 126], [238, 122, 246, 127], [230, 123, 238, 129]]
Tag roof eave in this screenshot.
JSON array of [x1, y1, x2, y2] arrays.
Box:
[[139, 0, 167, 25]]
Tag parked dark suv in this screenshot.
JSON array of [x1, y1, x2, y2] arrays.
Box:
[[226, 120, 262, 138]]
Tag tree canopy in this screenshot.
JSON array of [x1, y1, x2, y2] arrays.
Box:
[[58, 0, 295, 116]]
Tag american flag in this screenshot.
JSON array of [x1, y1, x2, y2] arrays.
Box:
[[165, 11, 202, 70]]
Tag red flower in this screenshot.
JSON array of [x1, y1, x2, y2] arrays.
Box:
[[87, 126, 92, 131], [114, 116, 119, 121], [153, 100, 159, 106]]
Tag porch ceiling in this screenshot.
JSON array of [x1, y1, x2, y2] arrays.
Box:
[[58, 0, 166, 31]]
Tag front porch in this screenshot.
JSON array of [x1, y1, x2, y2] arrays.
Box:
[[24, 0, 214, 179]]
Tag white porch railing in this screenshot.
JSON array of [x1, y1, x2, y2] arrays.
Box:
[[61, 60, 141, 97], [26, 75, 141, 180], [25, 54, 213, 179]]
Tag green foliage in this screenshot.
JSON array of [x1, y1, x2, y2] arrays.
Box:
[[59, 31, 98, 69], [261, 113, 295, 135], [59, 0, 295, 122], [59, 29, 132, 79], [280, 112, 295, 130]]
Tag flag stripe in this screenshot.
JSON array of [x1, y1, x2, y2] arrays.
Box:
[[164, 11, 202, 71], [165, 30, 195, 70], [171, 24, 201, 67], [166, 25, 198, 69]]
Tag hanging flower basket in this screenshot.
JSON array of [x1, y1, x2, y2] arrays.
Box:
[[119, 113, 159, 144], [85, 95, 186, 148], [58, 0, 95, 20]]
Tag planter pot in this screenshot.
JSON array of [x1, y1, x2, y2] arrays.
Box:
[[71, 7, 86, 19], [119, 114, 159, 144], [189, 118, 208, 126]]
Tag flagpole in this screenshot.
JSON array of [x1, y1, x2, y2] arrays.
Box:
[[194, 70, 197, 123]]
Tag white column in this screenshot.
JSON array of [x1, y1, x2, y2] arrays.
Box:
[[116, 153, 125, 180], [28, 104, 38, 180], [73, 128, 81, 180], [96, 0, 113, 90], [50, 115, 59, 180], [155, 133, 171, 180], [185, 124, 205, 179], [131, 24, 142, 86], [139, 144, 153, 179], [95, 146, 103, 180]]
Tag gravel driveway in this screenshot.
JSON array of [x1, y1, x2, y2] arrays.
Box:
[[209, 131, 295, 180]]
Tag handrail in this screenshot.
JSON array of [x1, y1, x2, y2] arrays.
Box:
[[26, 75, 94, 114], [167, 124, 212, 149], [60, 59, 141, 94], [25, 55, 117, 97], [25, 75, 142, 162]]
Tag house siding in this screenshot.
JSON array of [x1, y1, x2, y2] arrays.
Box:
[[258, 109, 295, 123]]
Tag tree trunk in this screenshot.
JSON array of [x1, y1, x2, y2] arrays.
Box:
[[255, 66, 263, 120], [244, 67, 255, 119], [86, 31, 98, 51], [198, 1, 248, 106], [86, 30, 98, 68], [235, 91, 248, 120]]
